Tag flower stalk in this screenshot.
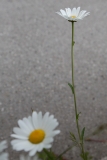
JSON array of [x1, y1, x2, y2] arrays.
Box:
[[71, 21, 86, 160], [71, 21, 81, 139]]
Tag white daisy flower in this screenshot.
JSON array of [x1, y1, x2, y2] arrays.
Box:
[[20, 154, 40, 160], [11, 111, 60, 156], [0, 140, 8, 160], [56, 7, 90, 21]]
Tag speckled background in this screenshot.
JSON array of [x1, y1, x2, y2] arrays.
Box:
[[0, 0, 107, 160]]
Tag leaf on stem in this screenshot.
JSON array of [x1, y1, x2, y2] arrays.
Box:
[[68, 83, 74, 94], [70, 132, 76, 141], [76, 112, 81, 120], [81, 127, 85, 141]]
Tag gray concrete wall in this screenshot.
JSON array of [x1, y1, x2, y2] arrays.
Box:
[[0, 0, 107, 159]]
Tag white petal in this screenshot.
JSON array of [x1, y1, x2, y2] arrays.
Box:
[[44, 144, 51, 149], [18, 120, 31, 133], [60, 9, 66, 16], [29, 147, 38, 156], [84, 12, 90, 17], [0, 141, 7, 152], [11, 140, 32, 150], [28, 116, 34, 128], [43, 137, 53, 144], [24, 142, 35, 152], [71, 8, 76, 16], [32, 112, 38, 129], [13, 127, 28, 136], [11, 134, 27, 140], [56, 12, 62, 15], [42, 112, 50, 128], [37, 143, 43, 152], [65, 8, 71, 17], [11, 139, 23, 145], [43, 119, 59, 131], [46, 130, 60, 137], [76, 7, 80, 16], [23, 118, 34, 131], [80, 13, 89, 20], [57, 13, 68, 20], [78, 10, 86, 19], [12, 141, 32, 151]]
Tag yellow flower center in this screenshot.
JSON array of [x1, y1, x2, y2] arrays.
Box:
[[71, 15, 76, 18], [29, 129, 45, 144]]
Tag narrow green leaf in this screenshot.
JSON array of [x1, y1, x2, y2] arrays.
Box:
[[81, 127, 85, 141], [76, 112, 81, 120], [70, 132, 76, 140], [68, 83, 74, 94]]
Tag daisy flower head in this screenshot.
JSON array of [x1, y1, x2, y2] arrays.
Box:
[[0, 140, 8, 160], [20, 154, 40, 160], [11, 111, 60, 156], [56, 7, 90, 22]]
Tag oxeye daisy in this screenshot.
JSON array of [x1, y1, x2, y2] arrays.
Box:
[[20, 154, 40, 160], [56, 7, 90, 21], [11, 111, 60, 156], [0, 140, 8, 160]]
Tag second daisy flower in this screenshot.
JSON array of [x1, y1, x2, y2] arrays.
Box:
[[11, 111, 60, 156]]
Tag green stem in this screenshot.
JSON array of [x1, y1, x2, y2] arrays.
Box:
[[71, 22, 85, 160], [44, 149, 54, 160], [71, 21, 81, 140]]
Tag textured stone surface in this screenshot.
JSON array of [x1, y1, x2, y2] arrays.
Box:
[[0, 0, 107, 159]]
